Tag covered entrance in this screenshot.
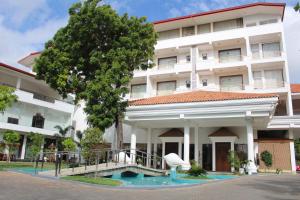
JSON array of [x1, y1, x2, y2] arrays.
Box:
[[216, 142, 231, 172]]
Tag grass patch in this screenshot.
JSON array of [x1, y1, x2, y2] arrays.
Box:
[[181, 175, 211, 180], [61, 175, 122, 186], [0, 161, 68, 171]]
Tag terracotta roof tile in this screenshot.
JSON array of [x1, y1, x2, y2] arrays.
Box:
[[209, 128, 238, 137], [291, 84, 300, 93], [129, 90, 278, 106]]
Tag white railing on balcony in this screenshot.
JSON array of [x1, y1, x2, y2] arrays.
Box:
[[218, 54, 243, 63]]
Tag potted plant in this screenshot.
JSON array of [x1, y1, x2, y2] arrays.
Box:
[[261, 150, 272, 173]]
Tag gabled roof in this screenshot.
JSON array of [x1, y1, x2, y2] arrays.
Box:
[[129, 90, 278, 106], [209, 127, 238, 137], [291, 84, 300, 93], [0, 62, 35, 77], [159, 128, 183, 137], [153, 2, 286, 25]]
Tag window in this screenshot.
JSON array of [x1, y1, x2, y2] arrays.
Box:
[[182, 26, 195, 37], [186, 55, 191, 62], [213, 18, 243, 32], [202, 79, 208, 87], [218, 48, 241, 63], [7, 117, 18, 125], [32, 113, 45, 128], [264, 69, 284, 89], [202, 53, 208, 60], [220, 75, 243, 91], [131, 84, 146, 99], [262, 42, 281, 58], [157, 29, 180, 41], [158, 57, 177, 70], [259, 19, 278, 25], [253, 71, 263, 89], [251, 44, 260, 59], [197, 23, 211, 34], [157, 81, 176, 96], [246, 22, 256, 27]]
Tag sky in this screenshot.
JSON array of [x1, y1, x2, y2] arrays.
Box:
[[0, 0, 299, 82]]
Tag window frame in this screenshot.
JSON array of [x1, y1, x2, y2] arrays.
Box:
[[219, 75, 244, 91], [130, 83, 147, 99], [218, 48, 242, 63], [158, 56, 177, 70], [156, 81, 177, 96]]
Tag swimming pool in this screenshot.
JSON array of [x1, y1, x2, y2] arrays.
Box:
[[11, 167, 47, 174], [111, 173, 236, 187]]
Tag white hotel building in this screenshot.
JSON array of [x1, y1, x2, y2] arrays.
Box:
[[0, 2, 300, 173]]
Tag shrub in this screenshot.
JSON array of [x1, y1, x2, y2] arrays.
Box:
[[62, 138, 77, 152], [187, 163, 207, 177], [261, 150, 272, 168]]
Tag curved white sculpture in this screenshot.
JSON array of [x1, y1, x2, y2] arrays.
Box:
[[164, 153, 185, 168], [116, 151, 131, 164]]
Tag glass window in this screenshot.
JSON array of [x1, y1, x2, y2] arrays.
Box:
[[186, 55, 191, 62], [197, 23, 211, 34], [158, 57, 177, 70], [7, 117, 19, 125], [157, 81, 176, 96], [182, 26, 195, 37], [131, 84, 146, 99], [253, 71, 263, 89], [251, 44, 260, 59], [202, 53, 208, 60], [262, 42, 281, 58], [213, 18, 243, 32], [259, 19, 278, 25], [264, 69, 284, 89], [32, 113, 45, 129], [220, 75, 243, 91], [218, 48, 241, 63], [157, 29, 180, 41]]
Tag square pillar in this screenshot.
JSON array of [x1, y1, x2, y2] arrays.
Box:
[[146, 128, 152, 167], [194, 127, 199, 165], [182, 126, 191, 170], [178, 141, 182, 159], [246, 119, 257, 174], [162, 142, 166, 169], [20, 135, 27, 159], [289, 130, 297, 173], [130, 127, 137, 164], [212, 142, 216, 171], [153, 140, 157, 168]]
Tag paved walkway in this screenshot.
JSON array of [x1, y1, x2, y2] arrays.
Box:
[[0, 171, 299, 200]]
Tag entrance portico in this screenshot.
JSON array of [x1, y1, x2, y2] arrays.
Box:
[[126, 90, 278, 172]]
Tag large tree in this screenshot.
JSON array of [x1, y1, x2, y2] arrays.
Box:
[[295, 2, 300, 12], [0, 85, 17, 113], [35, 0, 157, 149]]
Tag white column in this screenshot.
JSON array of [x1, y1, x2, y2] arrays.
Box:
[[289, 129, 296, 173], [183, 126, 191, 170], [146, 75, 152, 97], [212, 141, 216, 171], [130, 128, 137, 163], [191, 46, 197, 90], [146, 128, 152, 167], [230, 141, 235, 172], [194, 127, 199, 165], [286, 92, 294, 116], [162, 141, 166, 169], [20, 135, 27, 159], [178, 141, 182, 159], [16, 78, 21, 89], [245, 37, 253, 90], [153, 140, 157, 167], [246, 118, 257, 174]]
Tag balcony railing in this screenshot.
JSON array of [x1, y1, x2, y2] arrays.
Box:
[[219, 55, 243, 63]]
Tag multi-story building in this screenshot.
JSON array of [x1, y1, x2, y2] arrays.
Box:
[[0, 58, 75, 160], [1, 2, 299, 173]]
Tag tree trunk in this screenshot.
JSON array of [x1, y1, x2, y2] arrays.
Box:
[[115, 114, 123, 150]]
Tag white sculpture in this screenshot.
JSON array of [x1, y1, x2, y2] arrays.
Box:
[[116, 151, 131, 164], [164, 153, 190, 170]]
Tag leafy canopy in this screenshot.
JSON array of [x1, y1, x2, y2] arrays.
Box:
[[28, 132, 44, 157], [3, 130, 20, 162], [62, 138, 77, 152], [261, 150, 272, 168], [0, 85, 18, 113], [81, 127, 103, 159], [34, 0, 157, 134]]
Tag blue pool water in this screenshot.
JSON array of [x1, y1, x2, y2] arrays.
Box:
[[111, 173, 236, 187], [11, 167, 47, 174]]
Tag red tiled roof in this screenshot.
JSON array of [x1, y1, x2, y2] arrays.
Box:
[[209, 128, 238, 137], [291, 84, 300, 93], [159, 128, 183, 137], [18, 51, 42, 63], [0, 62, 35, 77], [129, 90, 278, 106], [153, 2, 285, 25]]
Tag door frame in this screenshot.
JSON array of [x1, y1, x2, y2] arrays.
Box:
[[215, 142, 231, 172]]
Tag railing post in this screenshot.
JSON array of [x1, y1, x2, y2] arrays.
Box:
[[35, 154, 39, 175], [55, 154, 59, 177], [124, 150, 126, 165], [106, 151, 109, 167], [72, 153, 75, 172], [41, 153, 44, 171], [58, 153, 62, 174], [95, 152, 99, 178]]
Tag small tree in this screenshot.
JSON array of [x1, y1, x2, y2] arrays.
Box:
[[261, 150, 272, 172], [62, 138, 76, 152], [28, 133, 44, 159], [3, 130, 20, 162], [295, 2, 300, 12], [81, 128, 103, 162], [0, 85, 17, 113], [54, 125, 74, 151], [227, 150, 240, 172]]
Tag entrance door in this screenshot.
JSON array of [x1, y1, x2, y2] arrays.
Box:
[[216, 142, 231, 172], [165, 142, 179, 155]]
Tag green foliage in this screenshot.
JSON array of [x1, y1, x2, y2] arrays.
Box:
[[34, 0, 157, 149], [228, 150, 240, 171], [61, 175, 121, 186], [3, 130, 20, 162], [187, 162, 207, 177], [54, 125, 74, 138], [261, 150, 272, 168], [62, 138, 77, 152], [0, 85, 17, 113], [81, 127, 103, 160], [295, 2, 300, 12], [28, 133, 44, 158], [295, 139, 300, 162]]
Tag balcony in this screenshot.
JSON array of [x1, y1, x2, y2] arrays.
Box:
[[15, 90, 74, 113]]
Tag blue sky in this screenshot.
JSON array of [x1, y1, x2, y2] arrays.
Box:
[[0, 0, 300, 82]]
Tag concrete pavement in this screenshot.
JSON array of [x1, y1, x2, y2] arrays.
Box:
[[0, 171, 299, 200]]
